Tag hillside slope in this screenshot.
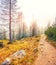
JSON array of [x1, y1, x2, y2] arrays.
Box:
[[0, 36, 40, 65]]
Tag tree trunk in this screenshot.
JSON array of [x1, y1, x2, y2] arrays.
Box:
[[9, 0, 12, 42]]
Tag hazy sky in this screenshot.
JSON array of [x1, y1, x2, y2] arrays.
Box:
[[17, 0, 56, 28]]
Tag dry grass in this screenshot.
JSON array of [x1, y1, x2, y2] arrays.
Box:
[[0, 36, 40, 65]]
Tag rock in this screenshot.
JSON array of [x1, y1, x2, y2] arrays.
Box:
[[11, 50, 26, 59], [2, 50, 26, 65], [1, 58, 11, 65]]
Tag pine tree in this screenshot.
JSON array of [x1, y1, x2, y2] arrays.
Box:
[[0, 0, 17, 42]]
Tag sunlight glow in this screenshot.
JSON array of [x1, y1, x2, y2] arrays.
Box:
[[17, 0, 56, 28]]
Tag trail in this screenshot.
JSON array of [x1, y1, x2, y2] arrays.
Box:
[[33, 35, 56, 65]]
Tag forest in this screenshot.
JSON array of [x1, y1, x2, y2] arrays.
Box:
[[0, 0, 56, 65]]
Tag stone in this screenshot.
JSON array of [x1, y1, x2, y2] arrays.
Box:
[[1, 58, 11, 65], [11, 50, 26, 59]]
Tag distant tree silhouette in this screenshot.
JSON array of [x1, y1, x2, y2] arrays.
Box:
[[0, 28, 7, 40], [17, 12, 22, 39], [30, 21, 37, 37], [3, 29, 7, 39], [52, 17, 56, 27], [0, 32, 3, 40], [22, 22, 27, 38], [47, 21, 51, 28]]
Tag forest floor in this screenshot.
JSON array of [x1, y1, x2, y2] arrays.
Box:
[[0, 36, 40, 65], [0, 35, 56, 65], [32, 35, 56, 65]]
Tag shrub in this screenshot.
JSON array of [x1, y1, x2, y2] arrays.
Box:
[[45, 27, 56, 41]]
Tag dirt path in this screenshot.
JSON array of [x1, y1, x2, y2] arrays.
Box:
[[33, 35, 56, 65]]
